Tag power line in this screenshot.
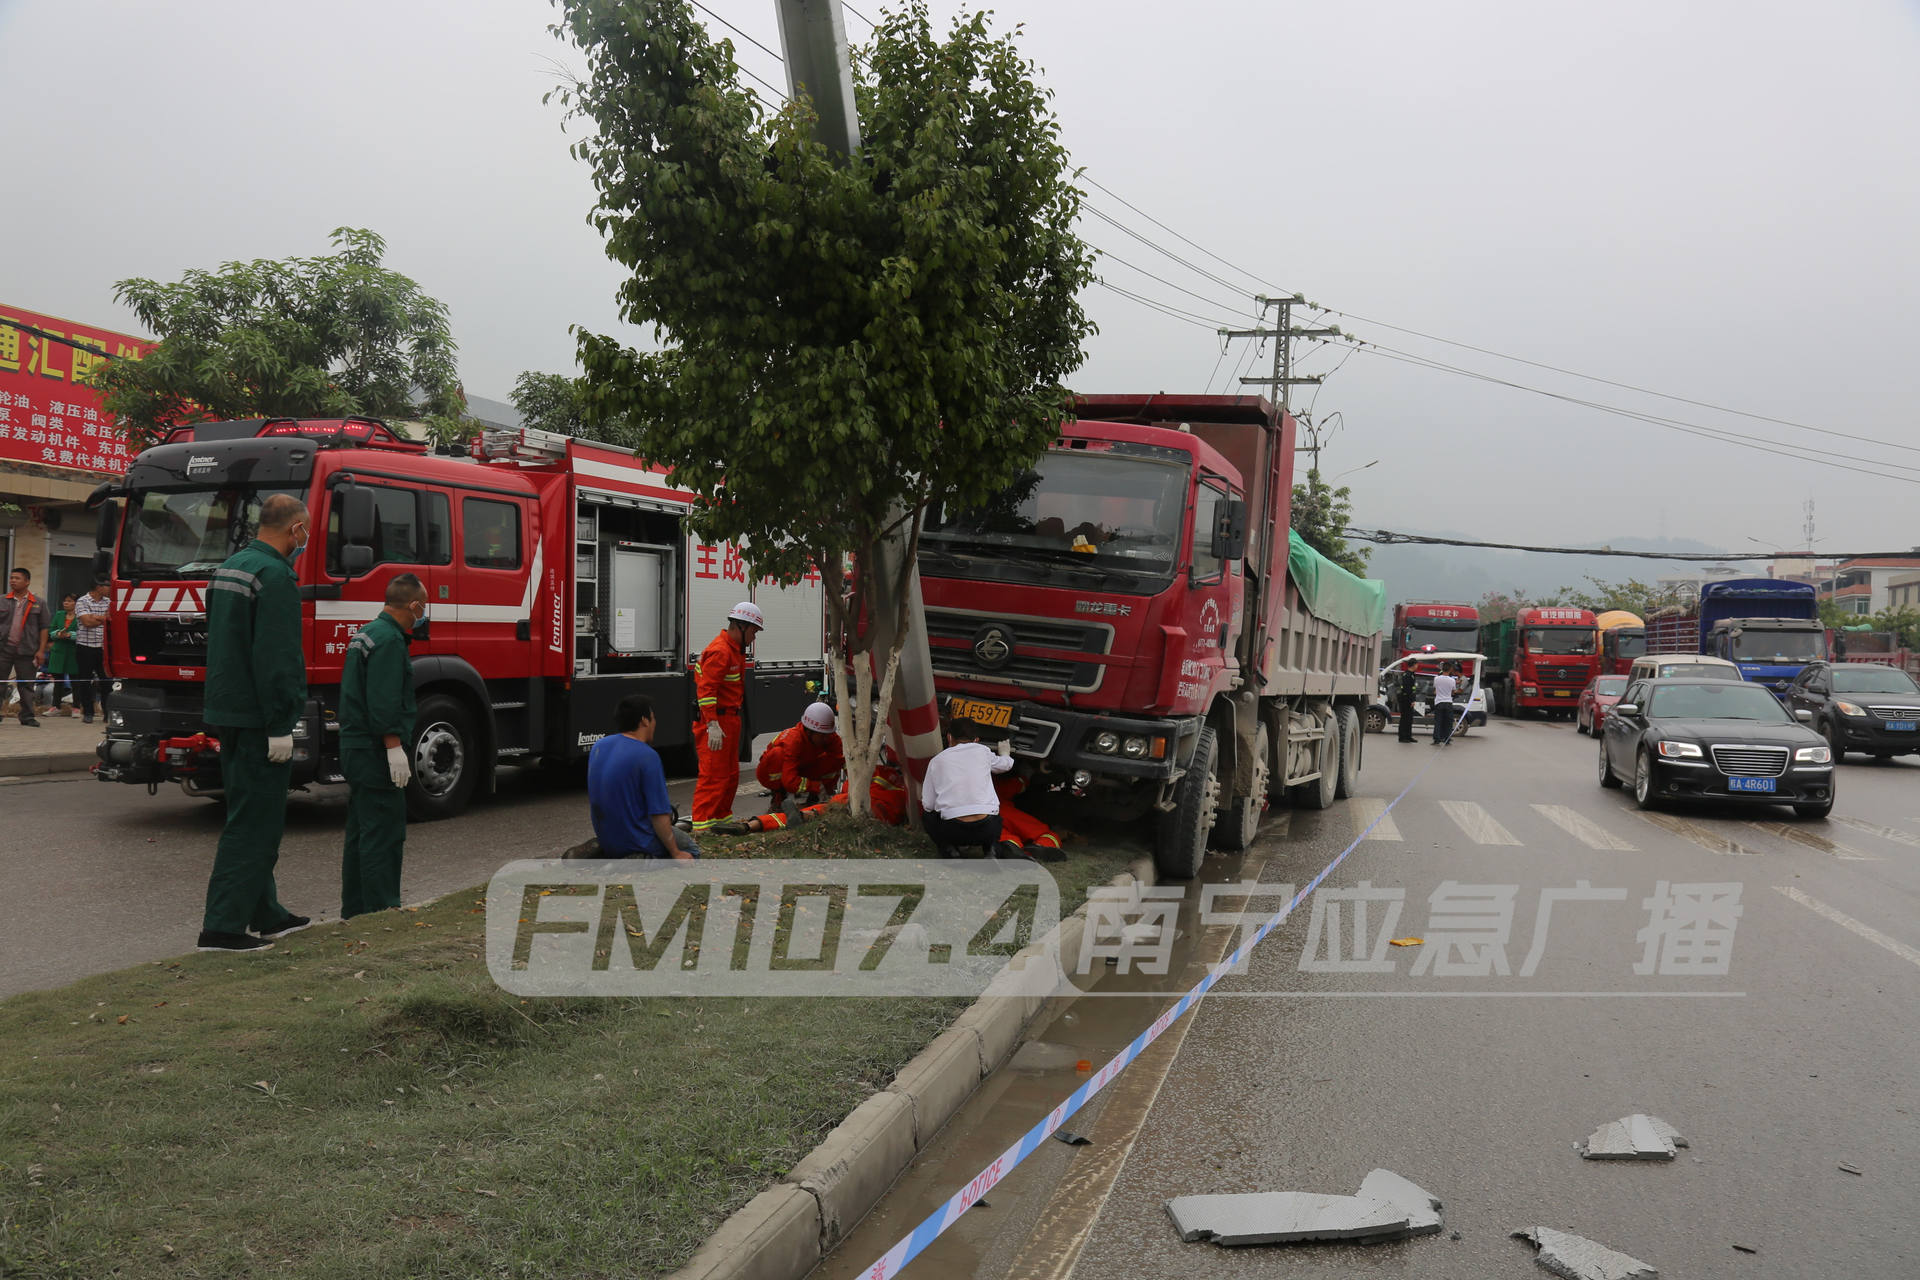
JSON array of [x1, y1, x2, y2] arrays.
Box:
[[1076, 172, 1290, 298], [1080, 202, 1253, 300], [1091, 280, 1235, 331], [1094, 247, 1250, 318], [1347, 526, 1920, 564]]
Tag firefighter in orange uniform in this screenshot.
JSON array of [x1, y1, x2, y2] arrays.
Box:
[[691, 601, 764, 831], [755, 701, 846, 813], [727, 748, 909, 832], [994, 773, 1064, 859]]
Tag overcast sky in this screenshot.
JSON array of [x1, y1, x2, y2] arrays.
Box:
[[4, 0, 1917, 557]]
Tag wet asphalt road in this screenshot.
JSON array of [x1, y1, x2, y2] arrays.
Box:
[[0, 765, 695, 998], [818, 718, 1920, 1280]]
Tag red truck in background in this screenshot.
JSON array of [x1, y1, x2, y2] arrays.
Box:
[[86, 417, 823, 818], [916, 394, 1383, 880], [1392, 601, 1481, 669], [1478, 606, 1601, 720], [1596, 609, 1647, 676]]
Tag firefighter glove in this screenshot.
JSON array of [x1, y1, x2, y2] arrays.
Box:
[[387, 744, 412, 789], [706, 718, 724, 752], [266, 735, 294, 764]]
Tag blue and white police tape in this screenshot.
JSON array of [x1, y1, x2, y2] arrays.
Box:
[[856, 722, 1458, 1277]]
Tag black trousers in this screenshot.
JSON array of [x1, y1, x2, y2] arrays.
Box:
[[74, 647, 108, 718], [1396, 700, 1416, 741], [1432, 701, 1458, 744], [1, 652, 36, 722], [924, 811, 1002, 855]]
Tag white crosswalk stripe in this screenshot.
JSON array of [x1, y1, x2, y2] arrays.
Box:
[[1438, 800, 1521, 846], [1347, 797, 1402, 841], [1532, 804, 1637, 851], [1775, 887, 1920, 970]]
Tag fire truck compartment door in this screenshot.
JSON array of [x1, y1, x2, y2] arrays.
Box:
[[609, 542, 672, 654]]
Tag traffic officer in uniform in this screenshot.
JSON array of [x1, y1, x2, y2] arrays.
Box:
[[1395, 665, 1418, 743], [339, 572, 425, 918], [690, 601, 765, 832], [197, 493, 312, 953], [754, 700, 845, 817]]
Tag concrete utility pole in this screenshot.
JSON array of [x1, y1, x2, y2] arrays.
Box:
[[1221, 293, 1340, 470], [772, 0, 945, 791]]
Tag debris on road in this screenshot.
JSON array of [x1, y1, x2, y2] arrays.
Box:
[[1053, 1130, 1092, 1147], [1837, 1162, 1862, 1176], [1513, 1226, 1658, 1279], [1167, 1169, 1442, 1247], [1389, 936, 1424, 947], [1578, 1114, 1687, 1160], [1732, 1244, 1758, 1254]]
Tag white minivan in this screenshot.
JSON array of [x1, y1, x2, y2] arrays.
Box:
[[1627, 654, 1743, 683]]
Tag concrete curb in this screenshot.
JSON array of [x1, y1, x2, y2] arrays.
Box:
[[0, 750, 97, 777], [666, 852, 1164, 1279]]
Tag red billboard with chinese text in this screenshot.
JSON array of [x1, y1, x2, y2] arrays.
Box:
[[0, 305, 152, 477]]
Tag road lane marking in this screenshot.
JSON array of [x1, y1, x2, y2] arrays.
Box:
[[1774, 887, 1920, 970], [1533, 804, 1637, 851], [1742, 822, 1883, 861], [1348, 797, 1401, 841], [1438, 800, 1521, 845], [1831, 816, 1920, 850], [1633, 811, 1760, 856]]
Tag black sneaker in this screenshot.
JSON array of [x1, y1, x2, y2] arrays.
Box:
[[256, 914, 312, 939], [197, 930, 275, 953], [20, 719, 40, 728]]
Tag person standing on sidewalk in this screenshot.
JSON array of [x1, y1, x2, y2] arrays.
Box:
[[689, 601, 764, 833], [72, 576, 112, 724], [197, 494, 313, 954], [338, 573, 425, 918], [45, 593, 78, 715], [1430, 665, 1459, 746], [0, 568, 51, 727]]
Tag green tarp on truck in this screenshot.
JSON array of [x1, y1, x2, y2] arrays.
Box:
[[1287, 529, 1386, 637]]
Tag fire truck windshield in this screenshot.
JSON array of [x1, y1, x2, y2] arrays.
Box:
[[1526, 627, 1597, 655], [118, 485, 305, 579], [923, 452, 1186, 582], [1404, 621, 1476, 651]]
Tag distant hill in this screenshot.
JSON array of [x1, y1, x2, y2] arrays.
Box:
[[1356, 530, 1736, 607]]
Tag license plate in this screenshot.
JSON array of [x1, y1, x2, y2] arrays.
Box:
[[1728, 777, 1777, 793], [947, 696, 1016, 730], [1553, 690, 1573, 698], [1886, 720, 1917, 732]]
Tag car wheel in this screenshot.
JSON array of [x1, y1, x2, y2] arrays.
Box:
[[1871, 751, 1893, 763], [1794, 799, 1833, 819], [1364, 706, 1387, 734], [1598, 737, 1620, 789], [1633, 749, 1658, 809], [1576, 710, 1589, 735], [1823, 718, 1846, 761]]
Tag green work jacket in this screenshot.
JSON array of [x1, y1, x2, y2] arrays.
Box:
[[339, 610, 416, 749], [203, 538, 307, 735]]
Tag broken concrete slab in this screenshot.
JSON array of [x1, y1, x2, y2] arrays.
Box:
[[1168, 1192, 1411, 1246], [1578, 1114, 1687, 1160], [1356, 1168, 1444, 1236], [1513, 1227, 1658, 1280]]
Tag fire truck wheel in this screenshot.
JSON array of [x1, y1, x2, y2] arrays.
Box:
[[1289, 713, 1339, 810], [408, 693, 481, 822], [1334, 705, 1362, 798], [1154, 726, 1219, 880], [1210, 722, 1269, 852]]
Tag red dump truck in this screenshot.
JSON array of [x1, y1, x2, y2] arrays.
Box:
[[916, 394, 1384, 879]]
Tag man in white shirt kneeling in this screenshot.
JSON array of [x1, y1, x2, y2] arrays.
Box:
[[921, 717, 1016, 857]]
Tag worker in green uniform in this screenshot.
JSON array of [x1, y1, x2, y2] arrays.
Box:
[[197, 494, 313, 953], [339, 572, 425, 918]]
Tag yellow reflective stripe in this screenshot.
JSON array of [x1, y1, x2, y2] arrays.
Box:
[[723, 674, 741, 681]]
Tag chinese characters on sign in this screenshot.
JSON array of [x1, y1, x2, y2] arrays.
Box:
[[0, 305, 152, 477]]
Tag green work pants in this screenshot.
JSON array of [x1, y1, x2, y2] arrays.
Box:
[[341, 745, 407, 919], [202, 727, 294, 935]]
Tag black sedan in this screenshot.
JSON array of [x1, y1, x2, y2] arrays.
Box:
[[1785, 661, 1920, 761], [1599, 677, 1834, 818]]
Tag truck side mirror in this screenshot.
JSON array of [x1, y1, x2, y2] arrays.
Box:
[[339, 545, 374, 578], [91, 548, 113, 578], [94, 498, 120, 550], [340, 487, 376, 546], [1210, 498, 1248, 562]]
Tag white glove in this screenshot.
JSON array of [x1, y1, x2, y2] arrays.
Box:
[[387, 744, 412, 789], [266, 735, 293, 764], [706, 719, 724, 752], [995, 738, 1011, 758]]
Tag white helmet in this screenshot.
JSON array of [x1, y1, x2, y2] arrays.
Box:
[[728, 601, 765, 629], [801, 701, 836, 733]]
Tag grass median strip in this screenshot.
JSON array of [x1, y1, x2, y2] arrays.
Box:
[[2, 811, 1134, 1279]]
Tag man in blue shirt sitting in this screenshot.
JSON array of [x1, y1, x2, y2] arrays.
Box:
[[587, 694, 699, 859]]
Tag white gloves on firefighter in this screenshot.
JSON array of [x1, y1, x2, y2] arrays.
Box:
[[706, 718, 724, 752], [266, 735, 293, 764], [387, 744, 412, 789], [995, 737, 1011, 758]]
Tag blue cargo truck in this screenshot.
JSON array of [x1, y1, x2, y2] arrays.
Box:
[[1644, 580, 1827, 694]]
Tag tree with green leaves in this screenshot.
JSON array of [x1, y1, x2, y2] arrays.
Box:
[[1289, 469, 1370, 577], [88, 228, 473, 448], [1868, 605, 1920, 650], [1564, 576, 1691, 618], [508, 370, 591, 437], [1477, 588, 1572, 623], [550, 0, 1095, 816]]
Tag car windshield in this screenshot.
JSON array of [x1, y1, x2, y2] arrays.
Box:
[[1656, 663, 1740, 680], [1610, 632, 1646, 658], [1728, 629, 1824, 661], [1831, 666, 1920, 694], [1527, 626, 1596, 655], [924, 451, 1186, 576], [1593, 677, 1628, 695], [1405, 621, 1477, 651], [1648, 683, 1792, 722], [118, 486, 305, 580]]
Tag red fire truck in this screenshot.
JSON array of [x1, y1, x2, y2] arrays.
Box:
[[917, 394, 1383, 880], [87, 418, 822, 818], [1391, 601, 1481, 668]]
